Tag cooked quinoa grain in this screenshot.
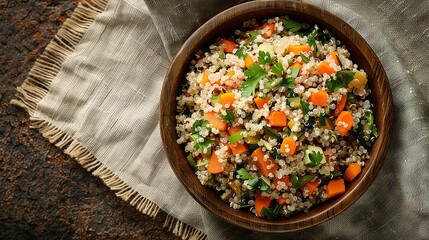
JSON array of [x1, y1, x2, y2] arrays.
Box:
[[176, 16, 378, 219]]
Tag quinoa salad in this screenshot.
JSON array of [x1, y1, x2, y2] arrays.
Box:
[[175, 16, 378, 219]]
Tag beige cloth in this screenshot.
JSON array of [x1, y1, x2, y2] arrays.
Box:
[[12, 0, 429, 239]]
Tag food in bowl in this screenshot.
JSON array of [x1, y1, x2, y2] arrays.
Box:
[[175, 16, 378, 219]]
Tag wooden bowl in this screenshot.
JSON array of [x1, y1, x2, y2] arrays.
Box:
[[160, 0, 393, 232]]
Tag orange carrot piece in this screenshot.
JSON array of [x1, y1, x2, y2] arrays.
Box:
[[201, 70, 220, 86], [288, 45, 312, 55], [251, 148, 279, 178], [220, 92, 235, 109], [268, 111, 287, 127], [226, 70, 235, 78], [207, 151, 223, 174], [344, 163, 362, 182], [309, 89, 328, 107], [328, 51, 339, 65], [254, 96, 269, 109], [204, 111, 228, 132], [277, 196, 288, 205], [244, 55, 254, 68], [255, 193, 272, 217], [317, 60, 336, 76], [335, 111, 354, 136], [219, 39, 236, 53], [290, 62, 303, 69], [229, 142, 249, 155], [273, 176, 291, 191], [279, 137, 296, 155], [290, 62, 303, 76], [228, 125, 242, 135], [201, 70, 210, 85], [300, 180, 321, 196], [261, 22, 275, 38], [326, 178, 345, 199], [334, 94, 347, 116]]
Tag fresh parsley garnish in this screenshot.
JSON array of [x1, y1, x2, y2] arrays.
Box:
[[289, 67, 300, 78], [364, 111, 378, 138], [220, 109, 235, 126], [259, 179, 271, 193], [282, 77, 295, 89], [237, 168, 253, 180], [247, 178, 259, 188], [190, 133, 212, 150], [263, 77, 282, 92], [271, 62, 284, 75], [284, 19, 302, 32], [258, 51, 273, 64], [236, 46, 245, 59], [300, 99, 310, 115], [190, 119, 212, 150], [241, 64, 268, 97], [319, 172, 343, 183], [290, 174, 315, 188], [319, 113, 326, 127], [192, 119, 210, 132], [246, 30, 258, 42], [261, 203, 282, 220], [300, 53, 310, 63], [247, 178, 271, 193], [307, 35, 317, 53], [327, 70, 355, 92], [347, 92, 356, 101], [306, 151, 323, 168], [263, 126, 281, 140]]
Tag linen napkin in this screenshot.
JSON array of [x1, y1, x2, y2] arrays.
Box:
[[12, 0, 429, 240]]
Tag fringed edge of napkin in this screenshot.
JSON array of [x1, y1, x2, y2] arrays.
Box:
[[10, 1, 207, 239]]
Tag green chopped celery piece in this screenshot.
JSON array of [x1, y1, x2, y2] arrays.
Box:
[[229, 130, 246, 144], [287, 97, 301, 108], [289, 67, 300, 78], [236, 168, 253, 180], [196, 159, 209, 167]]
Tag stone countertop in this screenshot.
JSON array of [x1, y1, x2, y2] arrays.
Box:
[[0, 1, 179, 239]]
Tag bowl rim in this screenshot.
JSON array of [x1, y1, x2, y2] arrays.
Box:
[[160, 0, 393, 233]]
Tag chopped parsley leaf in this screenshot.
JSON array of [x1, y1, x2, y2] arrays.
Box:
[[306, 151, 324, 168], [271, 62, 284, 75], [301, 99, 310, 115], [242, 64, 268, 97], [327, 70, 355, 92], [300, 53, 310, 63], [258, 51, 273, 64], [246, 30, 258, 42], [290, 174, 315, 188], [220, 109, 235, 126], [236, 46, 245, 59], [284, 19, 302, 32]]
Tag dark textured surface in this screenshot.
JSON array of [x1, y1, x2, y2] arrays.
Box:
[[0, 1, 179, 239]]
